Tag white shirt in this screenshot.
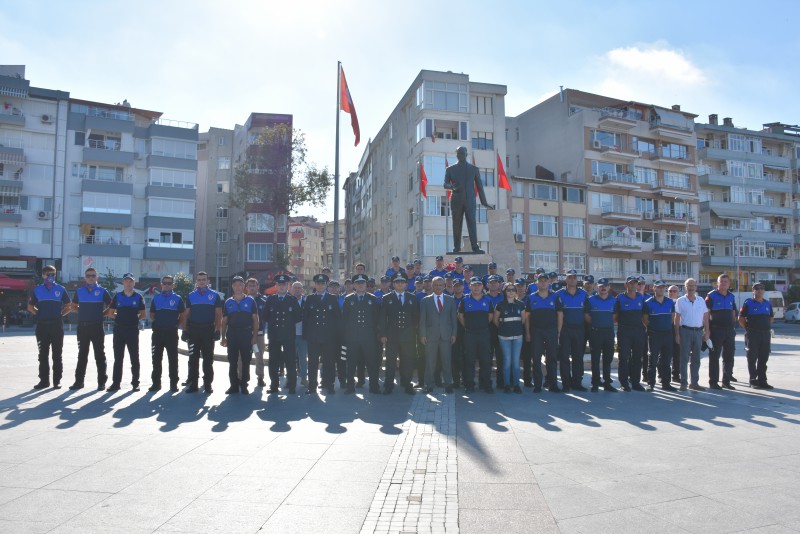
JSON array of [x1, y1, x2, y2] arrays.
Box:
[[675, 294, 707, 327]]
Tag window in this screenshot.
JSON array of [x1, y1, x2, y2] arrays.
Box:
[[409, 172, 414, 193], [416, 118, 469, 143], [425, 195, 447, 217], [662, 171, 690, 189], [247, 213, 275, 232], [422, 156, 447, 186], [408, 209, 414, 227], [516, 155, 520, 168], [529, 251, 558, 273], [660, 142, 688, 160], [480, 168, 495, 187], [389, 153, 393, 171], [529, 215, 557, 236], [218, 157, 231, 170], [216, 253, 228, 268], [591, 256, 624, 275], [216, 229, 228, 243], [512, 181, 525, 197], [150, 138, 197, 160], [72, 164, 125, 182], [634, 167, 657, 186], [216, 181, 229, 193], [476, 205, 488, 223], [416, 81, 468, 112], [87, 133, 121, 151], [532, 184, 557, 200], [218, 137, 226, 146], [276, 214, 287, 232], [636, 197, 655, 215], [82, 192, 132, 214], [728, 134, 761, 154], [637, 227, 656, 244], [590, 192, 625, 212], [591, 130, 622, 148], [636, 259, 660, 275], [563, 253, 587, 274], [591, 160, 627, 178], [563, 217, 585, 239], [216, 207, 228, 219], [562, 187, 584, 203], [148, 198, 195, 218], [0, 227, 51, 245], [247, 243, 274, 262], [700, 244, 715, 256], [471, 131, 494, 150], [423, 235, 447, 256], [146, 228, 193, 247], [511, 212, 523, 234], [74, 132, 85, 146], [149, 168, 196, 188], [471, 95, 493, 115], [19, 195, 53, 212], [666, 261, 689, 276], [730, 240, 766, 258], [632, 137, 656, 155]]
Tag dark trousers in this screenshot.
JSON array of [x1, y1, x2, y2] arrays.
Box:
[[559, 325, 585, 387], [188, 324, 215, 386], [227, 329, 252, 389], [75, 322, 107, 384], [385, 337, 416, 388], [307, 339, 337, 389], [521, 338, 533, 385], [617, 325, 645, 387], [346, 336, 379, 388], [531, 328, 558, 388], [463, 329, 491, 389], [151, 328, 179, 387], [590, 328, 614, 387], [451, 327, 464, 386], [36, 320, 64, 384], [745, 329, 770, 385], [672, 340, 681, 380], [269, 337, 296, 389], [112, 324, 140, 387], [647, 330, 673, 386], [642, 333, 650, 382], [490, 326, 503, 387], [709, 326, 736, 385]]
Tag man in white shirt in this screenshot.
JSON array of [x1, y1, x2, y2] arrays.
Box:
[[673, 278, 710, 391]]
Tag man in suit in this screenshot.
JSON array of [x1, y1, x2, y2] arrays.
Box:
[[342, 274, 381, 394], [378, 273, 418, 394], [419, 276, 457, 393], [443, 146, 494, 253]]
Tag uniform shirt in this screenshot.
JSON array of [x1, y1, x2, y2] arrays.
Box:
[[556, 287, 588, 327], [429, 268, 448, 278], [303, 292, 341, 340], [486, 292, 504, 310], [28, 282, 70, 321], [740, 298, 773, 331], [110, 291, 145, 327], [265, 293, 302, 339], [186, 288, 223, 325], [415, 290, 429, 307], [526, 291, 558, 329], [585, 293, 615, 329], [614, 292, 646, 328], [495, 299, 525, 338], [337, 294, 345, 310], [373, 289, 387, 303], [223, 295, 256, 329], [675, 294, 707, 328], [385, 267, 402, 278], [73, 284, 112, 323], [451, 270, 465, 281], [458, 294, 492, 332], [643, 296, 675, 332], [705, 289, 737, 327], [150, 291, 185, 330]]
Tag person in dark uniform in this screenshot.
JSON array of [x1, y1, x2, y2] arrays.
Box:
[[70, 267, 111, 391], [149, 274, 185, 392], [505, 269, 516, 285], [429, 255, 448, 278], [342, 274, 381, 394], [739, 283, 774, 389], [245, 278, 268, 388], [584, 278, 617, 392], [374, 275, 391, 303], [304, 273, 341, 395], [265, 274, 302, 394], [107, 272, 146, 392], [458, 277, 493, 393], [614, 276, 647, 392], [450, 278, 466, 388], [27, 264, 71, 389], [493, 282, 526, 393], [378, 273, 418, 394], [291, 281, 308, 387], [184, 271, 223, 394], [221, 276, 259, 394], [482, 262, 499, 287], [328, 280, 348, 388], [525, 273, 559, 392], [556, 269, 589, 392], [637, 276, 651, 383], [705, 274, 738, 389], [385, 256, 403, 278], [412, 259, 424, 279], [643, 280, 677, 392]]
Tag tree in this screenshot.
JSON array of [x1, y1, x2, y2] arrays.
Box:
[[786, 284, 800, 303], [99, 268, 117, 295], [172, 272, 194, 302]]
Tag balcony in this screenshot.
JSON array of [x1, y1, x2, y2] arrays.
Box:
[[0, 167, 23, 189], [144, 242, 194, 261], [592, 172, 640, 190], [0, 239, 20, 256], [592, 238, 642, 253], [83, 146, 135, 166], [703, 199, 792, 218], [145, 184, 196, 200], [597, 109, 639, 130], [701, 255, 794, 269], [0, 144, 25, 167], [599, 205, 642, 221], [703, 227, 792, 243], [653, 177, 695, 198], [652, 211, 697, 225], [596, 144, 639, 161], [649, 120, 694, 142], [79, 236, 131, 258], [0, 204, 21, 223], [291, 245, 304, 253], [0, 107, 25, 127], [80, 211, 132, 227], [700, 170, 791, 193], [654, 242, 696, 255], [642, 151, 694, 167], [699, 147, 790, 169], [81, 176, 134, 196]]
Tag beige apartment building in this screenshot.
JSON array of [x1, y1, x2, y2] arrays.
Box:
[[288, 215, 324, 287]]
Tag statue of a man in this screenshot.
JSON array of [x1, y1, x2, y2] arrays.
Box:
[[443, 146, 494, 253]]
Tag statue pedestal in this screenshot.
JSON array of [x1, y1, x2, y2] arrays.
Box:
[[487, 209, 520, 274]]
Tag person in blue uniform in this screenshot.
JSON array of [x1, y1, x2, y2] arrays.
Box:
[[458, 277, 494, 393], [739, 283, 774, 389], [642, 280, 677, 391], [705, 274, 738, 389], [404, 263, 417, 292], [462, 265, 475, 285], [366, 277, 376, 295], [516, 278, 534, 387], [412, 259, 424, 279], [107, 272, 146, 392], [668, 285, 681, 382], [482, 262, 499, 287], [450, 278, 466, 387], [184, 271, 223, 394], [444, 272, 455, 296], [221, 276, 258, 394], [245, 278, 268, 388], [265, 274, 302, 394], [27, 264, 71, 389], [304, 273, 341, 395], [451, 257, 465, 281], [342, 274, 381, 394], [584, 278, 617, 392], [379, 273, 418, 394], [149, 275, 185, 392], [385, 256, 403, 278], [429, 255, 448, 278], [556, 269, 589, 392], [637, 276, 652, 383], [614, 276, 647, 392], [485, 275, 504, 388], [527, 268, 546, 295], [70, 267, 112, 390], [525, 273, 559, 392], [374, 275, 391, 303], [505, 268, 516, 285]]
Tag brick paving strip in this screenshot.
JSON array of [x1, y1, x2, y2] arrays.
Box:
[[361, 391, 458, 534]]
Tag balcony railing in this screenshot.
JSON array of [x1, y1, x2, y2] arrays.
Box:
[[654, 211, 697, 223], [0, 107, 23, 118], [711, 225, 788, 234], [659, 178, 691, 190], [600, 204, 641, 216], [0, 168, 22, 180], [87, 139, 122, 151], [600, 172, 637, 184], [0, 204, 21, 214], [81, 235, 129, 245], [599, 108, 642, 121], [154, 118, 199, 130], [723, 195, 775, 207], [0, 138, 24, 149], [145, 241, 194, 249], [87, 107, 134, 121], [655, 241, 695, 250]]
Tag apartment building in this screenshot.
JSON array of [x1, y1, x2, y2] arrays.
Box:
[[288, 215, 324, 287], [323, 219, 347, 281]]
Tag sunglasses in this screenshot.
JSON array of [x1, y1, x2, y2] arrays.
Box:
[[161, 281, 174, 285], [85, 274, 97, 278]]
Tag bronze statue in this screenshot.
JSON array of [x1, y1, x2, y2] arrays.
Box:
[[443, 146, 494, 253]]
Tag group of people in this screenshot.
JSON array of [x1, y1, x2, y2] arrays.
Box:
[[26, 257, 775, 397]]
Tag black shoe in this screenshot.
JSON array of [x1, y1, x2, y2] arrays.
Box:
[[709, 383, 723, 390], [288, 388, 296, 394], [170, 385, 179, 393], [672, 375, 681, 383], [504, 385, 511, 394], [631, 384, 646, 392], [181, 380, 190, 386], [465, 386, 475, 393], [662, 384, 678, 392], [369, 386, 381, 394], [604, 384, 618, 392], [513, 385, 522, 394], [186, 385, 199, 393], [404, 385, 415, 395], [484, 387, 495, 394], [524, 381, 533, 388], [148, 384, 161, 392], [424, 386, 434, 394], [622, 385, 632, 392], [533, 386, 542, 393], [225, 387, 238, 394], [107, 384, 120, 392], [257, 379, 266, 388], [445, 386, 454, 394], [547, 385, 561, 393], [241, 386, 250, 395], [53, 382, 61, 389], [572, 385, 588, 392], [345, 387, 355, 394], [562, 386, 570, 393], [204, 385, 213, 394], [648, 384, 655, 392], [590, 385, 599, 392], [33, 381, 50, 390], [760, 382, 774, 390], [131, 385, 140, 392], [67, 382, 81, 391], [721, 382, 735, 390], [383, 387, 394, 395], [730, 376, 739, 382]]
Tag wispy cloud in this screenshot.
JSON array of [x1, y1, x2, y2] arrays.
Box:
[[604, 43, 709, 86]]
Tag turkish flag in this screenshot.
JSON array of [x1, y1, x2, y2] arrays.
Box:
[[420, 162, 428, 199], [497, 153, 511, 190], [339, 66, 360, 146]]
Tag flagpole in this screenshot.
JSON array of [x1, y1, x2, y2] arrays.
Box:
[[333, 61, 341, 279]]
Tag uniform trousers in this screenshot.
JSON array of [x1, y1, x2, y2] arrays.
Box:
[[590, 328, 615, 387], [35, 319, 64, 385], [187, 324, 215, 387], [269, 337, 296, 389], [151, 328, 179, 388], [75, 322, 107, 385], [617, 324, 645, 387], [745, 329, 771, 385], [647, 330, 673, 386], [463, 329, 491, 389], [227, 328, 252, 389], [531, 328, 558, 389], [112, 324, 140, 387], [709, 325, 736, 385]]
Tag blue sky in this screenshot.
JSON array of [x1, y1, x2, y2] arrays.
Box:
[[3, 0, 798, 220]]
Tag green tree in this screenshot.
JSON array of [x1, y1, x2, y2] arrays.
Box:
[[786, 284, 800, 303], [172, 272, 194, 302], [98, 268, 117, 295]]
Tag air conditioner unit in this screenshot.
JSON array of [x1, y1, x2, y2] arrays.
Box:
[[41, 114, 53, 124], [514, 233, 525, 243], [592, 140, 602, 149], [644, 211, 654, 220], [591, 240, 599, 247], [37, 210, 51, 220], [134, 152, 142, 160], [592, 175, 603, 183]]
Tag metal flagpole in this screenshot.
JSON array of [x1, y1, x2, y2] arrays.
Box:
[[333, 61, 341, 279]]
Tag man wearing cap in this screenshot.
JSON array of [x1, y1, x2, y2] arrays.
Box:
[[404, 263, 417, 291], [342, 274, 381, 394], [429, 255, 448, 278], [379, 273, 418, 394], [556, 270, 589, 392], [69, 267, 112, 391], [705, 274, 738, 390], [386, 256, 403, 279], [265, 274, 302, 394], [482, 262, 499, 287], [374, 275, 391, 303], [451, 257, 465, 281], [673, 278, 709, 392], [643, 280, 678, 391], [412, 259, 424, 279], [443, 272, 455, 296], [527, 268, 546, 295], [585, 278, 617, 392], [221, 276, 259, 394], [184, 271, 223, 394], [304, 274, 341, 394], [343, 279, 354, 296], [463, 265, 475, 285], [739, 283, 773, 389], [459, 277, 494, 393], [244, 278, 268, 388], [505, 269, 516, 285], [443, 145, 494, 253], [366, 277, 376, 294], [107, 272, 146, 392], [419, 276, 457, 393], [614, 276, 648, 392], [28, 264, 71, 390], [450, 278, 466, 387], [548, 272, 558, 291], [525, 273, 559, 392], [149, 274, 185, 392], [583, 275, 597, 296], [485, 275, 505, 388]]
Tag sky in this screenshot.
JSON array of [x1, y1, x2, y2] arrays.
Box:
[[3, 0, 799, 221]]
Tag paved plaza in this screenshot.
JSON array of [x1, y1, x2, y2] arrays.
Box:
[[0, 329, 799, 533]]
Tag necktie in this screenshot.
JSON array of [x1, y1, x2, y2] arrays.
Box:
[[399, 294, 403, 306], [359, 295, 363, 302], [437, 296, 443, 313]]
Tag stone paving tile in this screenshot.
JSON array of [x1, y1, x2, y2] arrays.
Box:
[[198, 474, 299, 504], [638, 495, 775, 533], [0, 485, 33, 506], [157, 498, 278, 533], [557, 507, 688, 533], [262, 503, 369, 534], [540, 483, 630, 520], [0, 487, 111, 524], [459, 509, 559, 534], [64, 491, 195, 531]]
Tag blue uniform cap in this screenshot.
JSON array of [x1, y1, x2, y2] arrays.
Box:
[[548, 272, 558, 279], [273, 274, 290, 284], [415, 276, 424, 283], [367, 277, 375, 284], [753, 282, 765, 289], [231, 275, 244, 284], [123, 272, 135, 280], [584, 275, 595, 283], [423, 275, 433, 281], [597, 278, 610, 286], [443, 272, 453, 279], [469, 277, 482, 285], [506, 268, 515, 274], [653, 279, 666, 286], [313, 274, 329, 284], [637, 276, 646, 283], [454, 256, 463, 263], [625, 275, 638, 283], [537, 273, 549, 281], [564, 269, 578, 276], [380, 275, 391, 282], [453, 278, 464, 286], [413, 259, 422, 265], [391, 256, 400, 262], [435, 255, 444, 261], [535, 267, 545, 274], [406, 262, 414, 268], [463, 264, 472, 271], [328, 280, 340, 287], [488, 262, 497, 268]]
